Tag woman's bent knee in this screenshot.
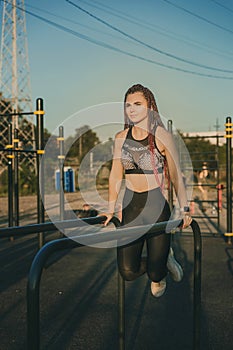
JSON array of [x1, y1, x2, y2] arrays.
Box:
[[119, 268, 140, 281]]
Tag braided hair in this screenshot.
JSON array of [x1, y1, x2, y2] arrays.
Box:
[[123, 83, 164, 131], [124, 83, 168, 191]]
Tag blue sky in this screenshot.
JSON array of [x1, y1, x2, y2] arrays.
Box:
[[1, 0, 233, 137]]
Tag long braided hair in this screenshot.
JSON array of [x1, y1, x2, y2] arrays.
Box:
[[123, 83, 168, 191], [124, 83, 164, 130]]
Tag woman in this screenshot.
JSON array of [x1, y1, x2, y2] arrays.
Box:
[[104, 84, 192, 297]]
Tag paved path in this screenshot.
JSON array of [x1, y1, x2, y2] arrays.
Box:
[[0, 210, 232, 350]]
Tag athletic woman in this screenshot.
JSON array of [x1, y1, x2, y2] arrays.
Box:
[[104, 84, 192, 297]]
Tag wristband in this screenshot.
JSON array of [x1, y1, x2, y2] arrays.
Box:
[[180, 206, 190, 213]]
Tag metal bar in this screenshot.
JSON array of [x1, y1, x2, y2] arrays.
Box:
[[26, 218, 201, 350], [192, 216, 217, 219], [58, 126, 65, 221], [187, 152, 218, 156], [216, 135, 220, 231], [7, 123, 14, 229], [13, 128, 19, 226], [0, 218, 182, 239], [182, 135, 223, 139], [225, 116, 232, 244], [191, 200, 217, 203], [27, 238, 80, 350], [167, 120, 174, 210], [0, 111, 34, 116], [0, 216, 108, 238], [187, 184, 218, 188], [191, 220, 202, 350], [0, 147, 38, 154], [118, 272, 125, 350], [36, 98, 45, 248], [110, 218, 125, 350]]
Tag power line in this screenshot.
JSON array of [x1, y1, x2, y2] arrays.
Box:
[[208, 0, 233, 14], [24, 1, 131, 43], [2, 0, 233, 80], [161, 0, 233, 35], [30, 0, 230, 61], [77, 0, 233, 61], [66, 0, 233, 74]]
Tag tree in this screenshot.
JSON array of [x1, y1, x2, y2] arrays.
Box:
[[183, 136, 217, 171], [65, 125, 100, 162]]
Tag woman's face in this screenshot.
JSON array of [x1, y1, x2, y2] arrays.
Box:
[[125, 92, 148, 125]]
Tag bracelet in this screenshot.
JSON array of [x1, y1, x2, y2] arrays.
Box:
[[180, 206, 190, 213]]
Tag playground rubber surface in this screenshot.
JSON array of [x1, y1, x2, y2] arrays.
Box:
[[0, 211, 232, 350]]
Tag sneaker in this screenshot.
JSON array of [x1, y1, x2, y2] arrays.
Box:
[[167, 247, 183, 282], [151, 278, 166, 297]]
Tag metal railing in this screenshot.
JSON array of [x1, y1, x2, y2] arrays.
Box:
[[0, 217, 202, 350]]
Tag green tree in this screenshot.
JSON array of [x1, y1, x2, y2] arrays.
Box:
[[183, 136, 217, 171], [65, 125, 100, 162], [92, 137, 114, 164]]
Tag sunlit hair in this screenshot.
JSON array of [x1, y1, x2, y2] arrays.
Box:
[[124, 83, 168, 191]]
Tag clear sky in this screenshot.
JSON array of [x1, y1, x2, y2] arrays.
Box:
[[1, 0, 233, 137]]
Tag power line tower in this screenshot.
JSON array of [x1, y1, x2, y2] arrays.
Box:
[[0, 0, 36, 172]]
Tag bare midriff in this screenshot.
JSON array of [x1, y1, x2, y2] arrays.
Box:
[[125, 173, 162, 193]]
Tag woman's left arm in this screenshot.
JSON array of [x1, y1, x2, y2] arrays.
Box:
[[156, 126, 192, 228]]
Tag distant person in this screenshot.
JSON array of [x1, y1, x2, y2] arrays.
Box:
[[77, 203, 98, 218], [198, 162, 209, 211], [103, 84, 192, 297]]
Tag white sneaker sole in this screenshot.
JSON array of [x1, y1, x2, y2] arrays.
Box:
[[151, 279, 166, 297], [167, 250, 183, 282]]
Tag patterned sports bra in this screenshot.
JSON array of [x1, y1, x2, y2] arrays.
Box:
[[121, 127, 165, 175]]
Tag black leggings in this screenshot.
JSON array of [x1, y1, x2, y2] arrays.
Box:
[[117, 187, 171, 282]]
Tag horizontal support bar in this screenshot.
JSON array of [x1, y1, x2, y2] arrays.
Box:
[[1, 217, 184, 244], [182, 135, 223, 139], [186, 184, 219, 187], [0, 148, 38, 154], [0, 111, 34, 116], [0, 216, 109, 238], [192, 216, 217, 219], [190, 200, 218, 203]]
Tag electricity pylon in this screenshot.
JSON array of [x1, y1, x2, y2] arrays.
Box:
[[0, 0, 36, 172]]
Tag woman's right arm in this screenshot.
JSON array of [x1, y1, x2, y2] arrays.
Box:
[[104, 131, 125, 226]]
